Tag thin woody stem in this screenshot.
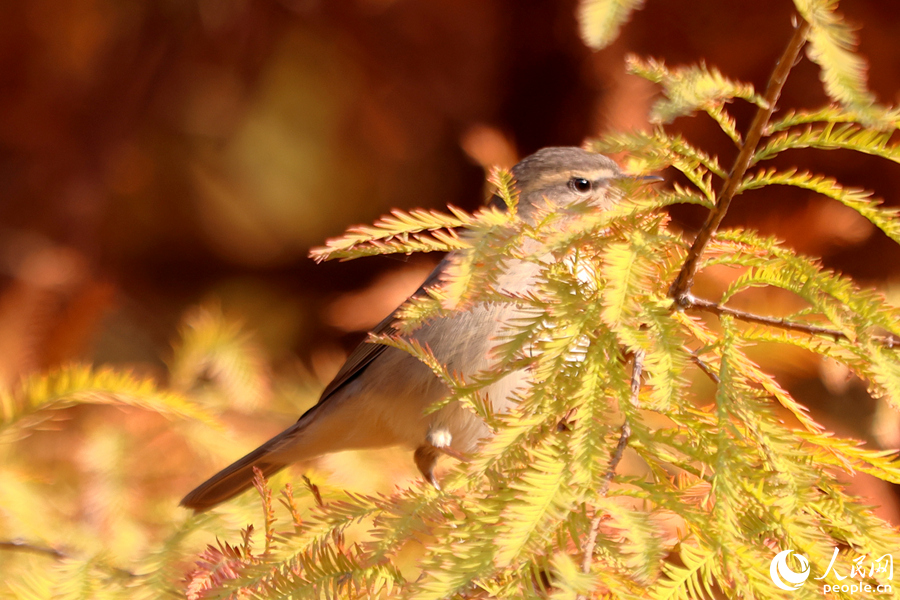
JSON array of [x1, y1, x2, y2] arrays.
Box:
[[684, 294, 900, 347], [0, 540, 66, 559], [580, 352, 643, 581], [600, 422, 633, 495], [691, 352, 720, 384], [686, 295, 843, 337], [668, 18, 811, 302], [0, 541, 138, 578]]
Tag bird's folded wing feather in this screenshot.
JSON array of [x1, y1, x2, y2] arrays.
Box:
[[314, 257, 450, 403]]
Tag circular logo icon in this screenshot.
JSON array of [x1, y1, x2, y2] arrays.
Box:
[[770, 550, 811, 591]]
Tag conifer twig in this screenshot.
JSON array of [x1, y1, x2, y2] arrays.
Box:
[[580, 351, 643, 581], [683, 294, 900, 347], [303, 475, 324, 507], [279, 483, 304, 531], [691, 352, 720, 384], [685, 295, 843, 337], [0, 540, 66, 559], [668, 18, 811, 303], [252, 467, 276, 555], [0, 541, 138, 578]]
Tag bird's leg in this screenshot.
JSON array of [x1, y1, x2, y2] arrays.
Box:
[[427, 426, 452, 449], [437, 445, 469, 462], [426, 427, 470, 462], [415, 427, 474, 488]]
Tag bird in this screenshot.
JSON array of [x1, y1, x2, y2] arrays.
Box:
[[181, 146, 629, 511]]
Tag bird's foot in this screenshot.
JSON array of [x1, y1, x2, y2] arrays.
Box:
[[414, 445, 442, 490]]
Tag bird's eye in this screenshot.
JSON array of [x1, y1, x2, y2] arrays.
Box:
[[569, 177, 592, 194]]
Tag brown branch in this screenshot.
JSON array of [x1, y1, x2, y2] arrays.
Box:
[[0, 540, 138, 578], [600, 425, 633, 496], [0, 540, 66, 559], [580, 351, 643, 582], [668, 18, 811, 303], [684, 294, 900, 348], [686, 295, 844, 337], [691, 352, 720, 384]]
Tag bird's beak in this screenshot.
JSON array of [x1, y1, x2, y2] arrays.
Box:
[[620, 174, 664, 185]]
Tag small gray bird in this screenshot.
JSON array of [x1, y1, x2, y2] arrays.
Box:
[[181, 147, 625, 511]]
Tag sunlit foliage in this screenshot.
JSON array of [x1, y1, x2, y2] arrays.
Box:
[[2, 1, 900, 599]]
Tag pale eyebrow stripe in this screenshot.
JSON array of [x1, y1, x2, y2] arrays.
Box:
[[530, 168, 620, 187]]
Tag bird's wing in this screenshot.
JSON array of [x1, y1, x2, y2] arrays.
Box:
[[315, 258, 449, 403]]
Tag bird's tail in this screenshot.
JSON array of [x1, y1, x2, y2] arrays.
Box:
[[180, 438, 289, 512]]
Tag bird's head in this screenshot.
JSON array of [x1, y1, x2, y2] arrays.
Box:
[[510, 147, 628, 219]]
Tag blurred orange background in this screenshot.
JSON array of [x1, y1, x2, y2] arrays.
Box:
[[2, 0, 900, 542]]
